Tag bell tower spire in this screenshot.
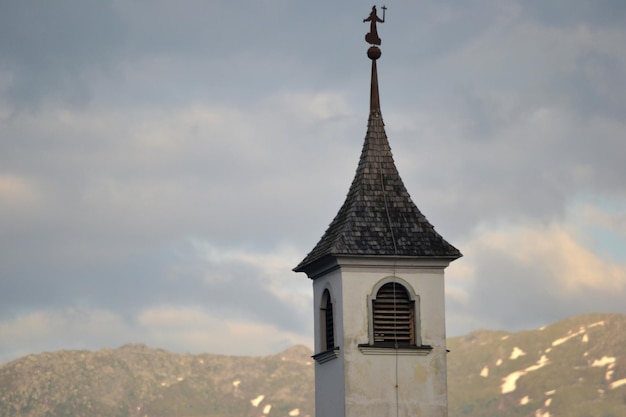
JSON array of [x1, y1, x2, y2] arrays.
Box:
[[294, 8, 461, 417]]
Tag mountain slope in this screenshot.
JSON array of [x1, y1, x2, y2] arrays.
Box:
[[0, 344, 314, 417], [448, 313, 626, 417], [1, 314, 625, 417]]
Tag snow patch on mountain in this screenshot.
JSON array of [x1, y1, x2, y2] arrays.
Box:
[[502, 355, 550, 394], [610, 379, 626, 390], [591, 356, 615, 367], [251, 394, 265, 407], [552, 328, 585, 346], [591, 356, 616, 381], [510, 347, 526, 360]]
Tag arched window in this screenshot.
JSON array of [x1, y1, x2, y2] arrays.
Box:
[[321, 289, 335, 351], [372, 282, 414, 347]]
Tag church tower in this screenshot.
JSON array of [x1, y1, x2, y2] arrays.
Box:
[[293, 6, 461, 417]]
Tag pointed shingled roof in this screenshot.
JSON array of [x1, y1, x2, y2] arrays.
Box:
[[294, 47, 461, 274]]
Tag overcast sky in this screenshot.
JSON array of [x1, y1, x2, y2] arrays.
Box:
[[1, 0, 625, 364]]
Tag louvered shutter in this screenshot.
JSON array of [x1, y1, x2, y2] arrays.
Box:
[[373, 283, 414, 346]]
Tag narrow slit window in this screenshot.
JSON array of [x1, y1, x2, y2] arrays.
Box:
[[321, 289, 334, 351]]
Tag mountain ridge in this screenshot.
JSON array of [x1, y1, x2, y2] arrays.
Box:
[[1, 313, 625, 417]]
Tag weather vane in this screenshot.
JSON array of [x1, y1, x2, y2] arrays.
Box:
[[364, 5, 386, 46]]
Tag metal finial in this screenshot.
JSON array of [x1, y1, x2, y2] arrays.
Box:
[[363, 5, 386, 46], [364, 6, 387, 111]]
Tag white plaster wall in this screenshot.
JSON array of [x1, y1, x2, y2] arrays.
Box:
[[309, 258, 451, 417], [313, 270, 346, 417], [340, 261, 449, 417]]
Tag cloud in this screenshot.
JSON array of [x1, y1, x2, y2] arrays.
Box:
[[0, 0, 128, 109], [0, 90, 353, 333], [446, 213, 626, 335], [1, 0, 626, 363], [0, 305, 311, 364], [166, 240, 312, 334], [137, 306, 310, 357], [581, 204, 626, 238], [0, 174, 40, 208], [0, 237, 314, 363], [0, 308, 131, 363]]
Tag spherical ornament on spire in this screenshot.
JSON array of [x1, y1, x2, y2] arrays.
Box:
[[367, 46, 381, 60]]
